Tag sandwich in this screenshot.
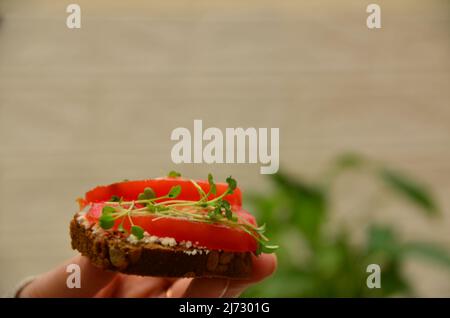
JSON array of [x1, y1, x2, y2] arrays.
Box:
[[70, 172, 277, 279]]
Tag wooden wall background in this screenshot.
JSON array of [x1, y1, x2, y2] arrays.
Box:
[[0, 0, 449, 296]]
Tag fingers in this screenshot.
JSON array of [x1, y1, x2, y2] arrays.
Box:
[[19, 253, 277, 298], [19, 255, 116, 298], [164, 278, 193, 298], [99, 275, 172, 298], [94, 275, 122, 298], [223, 253, 277, 297], [182, 253, 277, 298], [183, 278, 230, 298]]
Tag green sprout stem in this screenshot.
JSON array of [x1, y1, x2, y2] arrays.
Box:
[[97, 174, 278, 255]]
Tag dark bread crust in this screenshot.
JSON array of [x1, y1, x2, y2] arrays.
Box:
[[70, 216, 253, 279]]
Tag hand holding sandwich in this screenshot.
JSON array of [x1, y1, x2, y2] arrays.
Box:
[[19, 173, 278, 297], [19, 253, 276, 297]]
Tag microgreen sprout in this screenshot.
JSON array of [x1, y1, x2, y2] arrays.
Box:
[[167, 171, 182, 178], [110, 195, 121, 202], [138, 188, 156, 202], [131, 225, 145, 240], [208, 173, 217, 195], [168, 185, 182, 198], [95, 173, 278, 255]]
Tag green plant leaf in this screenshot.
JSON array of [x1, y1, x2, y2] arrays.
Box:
[[380, 168, 438, 215], [118, 222, 126, 233], [131, 225, 144, 240], [402, 242, 450, 268], [366, 225, 399, 255], [168, 185, 182, 198], [270, 172, 326, 246], [225, 208, 233, 220], [138, 187, 156, 201], [99, 206, 116, 229], [110, 195, 121, 202], [246, 192, 281, 233], [226, 176, 237, 193], [102, 206, 116, 215], [208, 173, 217, 195], [322, 153, 367, 188], [99, 214, 115, 229], [143, 187, 156, 199], [244, 156, 444, 298], [335, 153, 365, 169], [372, 259, 411, 297], [167, 170, 181, 178]]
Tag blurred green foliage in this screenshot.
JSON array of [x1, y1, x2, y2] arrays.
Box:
[[242, 153, 450, 297]]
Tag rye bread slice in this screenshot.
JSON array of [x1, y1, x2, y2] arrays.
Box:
[[70, 216, 253, 279]]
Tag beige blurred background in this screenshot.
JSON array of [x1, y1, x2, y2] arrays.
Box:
[[0, 0, 449, 296]]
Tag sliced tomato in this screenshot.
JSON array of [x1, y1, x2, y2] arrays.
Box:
[[82, 178, 257, 252], [85, 177, 242, 207], [85, 203, 258, 252]]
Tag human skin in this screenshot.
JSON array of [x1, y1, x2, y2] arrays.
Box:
[[19, 253, 277, 298]]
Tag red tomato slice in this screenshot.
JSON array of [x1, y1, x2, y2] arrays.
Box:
[[85, 178, 242, 207], [85, 203, 258, 252]]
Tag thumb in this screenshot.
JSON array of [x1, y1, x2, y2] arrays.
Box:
[[181, 253, 277, 298], [19, 255, 116, 298]]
